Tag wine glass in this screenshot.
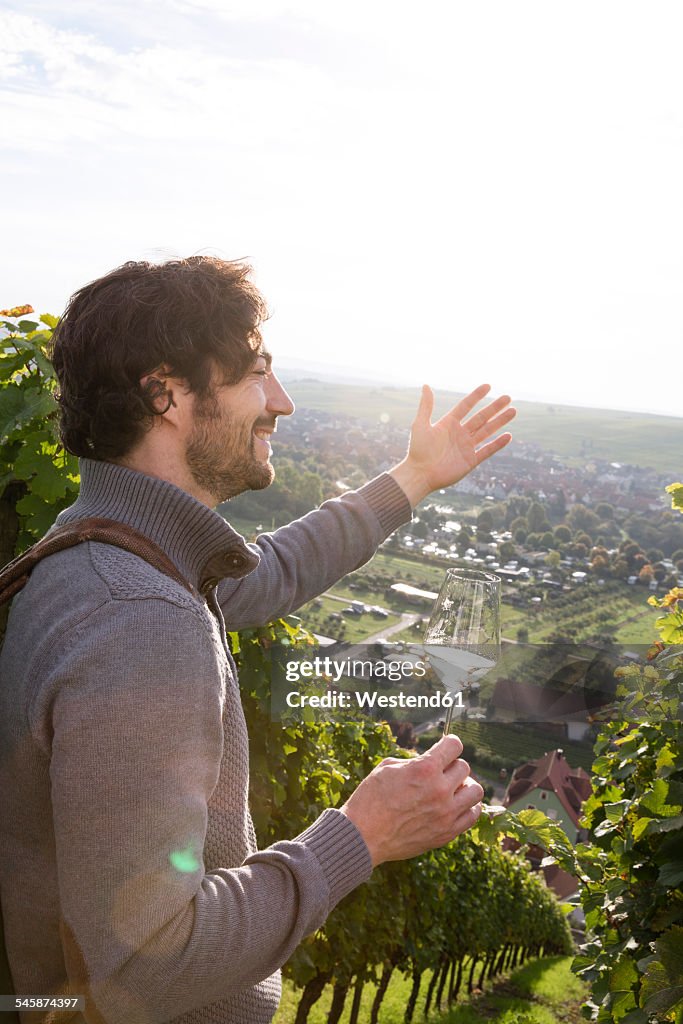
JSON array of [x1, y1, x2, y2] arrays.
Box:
[[423, 568, 501, 736]]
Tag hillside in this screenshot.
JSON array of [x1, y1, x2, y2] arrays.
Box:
[[279, 378, 683, 475]]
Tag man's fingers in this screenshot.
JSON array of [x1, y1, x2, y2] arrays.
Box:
[[442, 757, 471, 793], [420, 733, 464, 768], [444, 383, 491, 423], [473, 431, 513, 465], [414, 383, 434, 427], [452, 801, 483, 837], [345, 740, 483, 864], [435, 780, 485, 846], [471, 406, 517, 446], [453, 775, 485, 814], [463, 394, 513, 435]]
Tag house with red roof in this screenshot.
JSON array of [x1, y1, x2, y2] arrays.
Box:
[[503, 748, 592, 899]]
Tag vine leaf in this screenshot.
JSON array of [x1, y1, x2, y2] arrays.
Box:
[[665, 482, 683, 513]]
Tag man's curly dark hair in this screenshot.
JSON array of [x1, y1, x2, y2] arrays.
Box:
[[49, 256, 267, 460]]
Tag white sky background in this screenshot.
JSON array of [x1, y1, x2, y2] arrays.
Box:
[[2, 1, 682, 417]]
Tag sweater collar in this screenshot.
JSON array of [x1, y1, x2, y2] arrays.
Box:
[[56, 458, 260, 594]]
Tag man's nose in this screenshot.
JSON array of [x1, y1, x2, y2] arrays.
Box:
[[266, 373, 295, 418]]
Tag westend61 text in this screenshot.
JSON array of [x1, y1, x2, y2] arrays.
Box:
[[285, 690, 463, 709]]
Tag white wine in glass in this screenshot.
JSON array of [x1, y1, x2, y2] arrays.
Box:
[[423, 568, 501, 736]]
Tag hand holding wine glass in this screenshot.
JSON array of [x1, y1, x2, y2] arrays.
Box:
[[340, 568, 496, 864]]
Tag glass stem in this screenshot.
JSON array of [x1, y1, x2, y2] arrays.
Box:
[[442, 702, 455, 737]]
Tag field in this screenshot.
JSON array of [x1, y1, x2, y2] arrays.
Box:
[[280, 378, 683, 474], [222, 500, 661, 648], [360, 548, 451, 591], [504, 584, 659, 644], [275, 955, 588, 1024], [418, 718, 595, 774], [222, 517, 661, 648], [297, 594, 401, 643], [299, 574, 659, 647]]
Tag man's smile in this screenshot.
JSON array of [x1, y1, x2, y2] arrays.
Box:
[[253, 426, 274, 455]]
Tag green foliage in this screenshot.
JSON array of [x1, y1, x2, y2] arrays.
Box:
[[570, 650, 683, 1024], [230, 616, 396, 840], [233, 618, 573, 1022], [0, 308, 79, 548], [471, 649, 683, 1022], [665, 484, 683, 515], [465, 488, 683, 1023], [647, 589, 683, 647]]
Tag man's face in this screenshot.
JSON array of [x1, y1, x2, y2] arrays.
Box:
[[185, 352, 295, 503]]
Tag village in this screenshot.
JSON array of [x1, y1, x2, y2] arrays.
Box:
[[227, 400, 680, 908], [228, 402, 683, 652]]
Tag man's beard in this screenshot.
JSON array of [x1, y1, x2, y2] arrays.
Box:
[[185, 395, 274, 503]]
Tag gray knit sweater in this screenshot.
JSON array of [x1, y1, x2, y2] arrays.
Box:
[[0, 459, 412, 1024]]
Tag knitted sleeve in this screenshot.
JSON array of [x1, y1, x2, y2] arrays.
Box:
[[216, 472, 412, 628]]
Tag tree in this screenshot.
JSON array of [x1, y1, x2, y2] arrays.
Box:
[[499, 540, 516, 562], [595, 501, 614, 520], [597, 521, 621, 545], [527, 501, 548, 533], [611, 557, 630, 580], [567, 504, 600, 536], [554, 524, 571, 544], [549, 488, 567, 518], [572, 636, 683, 1023], [0, 308, 80, 639], [420, 505, 441, 529], [510, 515, 528, 535], [458, 525, 472, 547], [411, 518, 429, 539], [574, 530, 594, 550], [506, 496, 530, 522], [477, 509, 494, 540], [590, 546, 611, 576]]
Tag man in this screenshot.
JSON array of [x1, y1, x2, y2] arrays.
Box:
[[0, 257, 515, 1024]]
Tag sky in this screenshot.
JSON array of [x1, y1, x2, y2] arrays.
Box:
[[2, 1, 682, 417]]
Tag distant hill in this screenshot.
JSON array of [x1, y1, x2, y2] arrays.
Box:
[[281, 378, 683, 475]]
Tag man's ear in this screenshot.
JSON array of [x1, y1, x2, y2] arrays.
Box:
[[140, 366, 178, 416]]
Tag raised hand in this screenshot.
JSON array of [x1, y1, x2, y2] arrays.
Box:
[[389, 383, 516, 507]]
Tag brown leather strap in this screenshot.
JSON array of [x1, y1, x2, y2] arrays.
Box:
[[0, 517, 195, 606]]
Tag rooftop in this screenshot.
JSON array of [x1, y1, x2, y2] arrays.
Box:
[[503, 748, 592, 827]]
